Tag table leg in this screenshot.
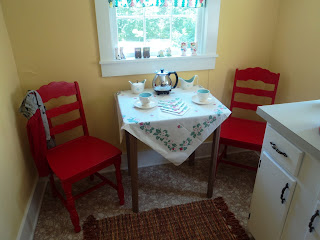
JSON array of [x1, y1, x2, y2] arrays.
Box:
[[128, 133, 139, 213], [125, 131, 131, 176], [207, 126, 221, 198], [188, 151, 196, 166]]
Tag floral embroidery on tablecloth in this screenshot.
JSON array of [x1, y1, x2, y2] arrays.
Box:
[[191, 115, 217, 137], [152, 128, 177, 151], [165, 140, 177, 152], [153, 129, 169, 141], [179, 138, 193, 151], [138, 114, 221, 152], [191, 123, 203, 138], [139, 122, 194, 152], [126, 117, 139, 124], [203, 115, 216, 128], [139, 122, 154, 134]]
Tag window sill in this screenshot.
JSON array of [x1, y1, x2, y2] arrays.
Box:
[[99, 54, 218, 77]]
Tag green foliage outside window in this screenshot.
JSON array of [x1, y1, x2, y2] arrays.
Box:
[[116, 7, 197, 51]]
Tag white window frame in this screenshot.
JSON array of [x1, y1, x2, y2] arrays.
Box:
[[95, 0, 221, 77]]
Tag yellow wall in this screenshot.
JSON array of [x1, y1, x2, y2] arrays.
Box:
[[1, 0, 319, 237], [0, 2, 37, 239], [1, 0, 280, 149], [269, 0, 320, 103]]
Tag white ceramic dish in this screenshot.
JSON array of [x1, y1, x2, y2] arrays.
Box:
[[134, 100, 158, 109], [192, 95, 215, 105]]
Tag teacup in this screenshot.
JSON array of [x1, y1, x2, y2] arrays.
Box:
[[197, 89, 210, 102], [139, 92, 152, 105]]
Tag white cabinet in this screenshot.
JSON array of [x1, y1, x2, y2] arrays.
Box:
[[248, 151, 296, 240], [281, 153, 320, 240], [248, 124, 320, 240], [304, 201, 320, 240]]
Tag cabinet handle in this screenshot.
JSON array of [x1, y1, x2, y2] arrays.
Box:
[[309, 210, 319, 233], [270, 142, 288, 157], [280, 183, 289, 204]]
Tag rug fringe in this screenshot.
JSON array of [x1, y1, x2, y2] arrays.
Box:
[[83, 215, 99, 240], [83, 198, 250, 240], [214, 197, 250, 240]]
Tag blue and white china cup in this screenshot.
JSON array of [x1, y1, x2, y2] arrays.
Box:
[[139, 92, 152, 105], [197, 89, 210, 102]]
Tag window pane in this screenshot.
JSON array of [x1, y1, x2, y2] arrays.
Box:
[[172, 17, 196, 48], [117, 18, 143, 42], [116, 8, 143, 17], [145, 7, 171, 16], [115, 7, 199, 56], [146, 18, 170, 41], [146, 17, 170, 53], [172, 7, 197, 16]]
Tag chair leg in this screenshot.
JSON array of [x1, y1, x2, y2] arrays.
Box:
[[62, 182, 81, 233], [49, 173, 57, 198], [114, 157, 124, 205], [222, 145, 228, 159]]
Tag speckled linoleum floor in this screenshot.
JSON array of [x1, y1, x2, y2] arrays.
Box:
[[34, 151, 258, 240]]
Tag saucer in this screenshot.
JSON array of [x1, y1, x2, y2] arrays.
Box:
[[134, 100, 158, 109], [192, 95, 215, 105]]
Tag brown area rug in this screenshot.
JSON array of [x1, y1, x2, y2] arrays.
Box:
[[83, 197, 249, 240]]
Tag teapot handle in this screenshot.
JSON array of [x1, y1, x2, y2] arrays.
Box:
[[169, 71, 179, 89]]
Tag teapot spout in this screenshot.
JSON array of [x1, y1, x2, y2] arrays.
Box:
[[129, 81, 133, 85], [142, 79, 147, 84]]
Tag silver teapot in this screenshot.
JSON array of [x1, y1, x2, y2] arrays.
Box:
[[152, 69, 178, 95]]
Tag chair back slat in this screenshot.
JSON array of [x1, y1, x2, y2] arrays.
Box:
[[233, 86, 275, 98], [232, 101, 260, 111], [46, 102, 80, 119], [50, 118, 83, 136], [37, 81, 89, 139], [38, 82, 77, 103], [230, 67, 280, 112], [235, 67, 280, 84]]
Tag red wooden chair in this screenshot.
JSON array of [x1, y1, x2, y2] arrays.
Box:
[[37, 81, 124, 233], [217, 67, 280, 171]]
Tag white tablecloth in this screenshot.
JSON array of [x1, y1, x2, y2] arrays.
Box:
[[116, 86, 231, 165]]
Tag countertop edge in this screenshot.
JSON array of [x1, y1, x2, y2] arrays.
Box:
[[257, 106, 320, 159]]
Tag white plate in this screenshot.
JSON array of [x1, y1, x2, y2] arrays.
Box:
[[134, 100, 158, 109], [192, 95, 215, 105]]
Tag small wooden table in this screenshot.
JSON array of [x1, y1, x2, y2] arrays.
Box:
[[125, 127, 221, 213], [116, 87, 230, 213]]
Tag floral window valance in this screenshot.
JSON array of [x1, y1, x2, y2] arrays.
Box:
[[108, 0, 206, 8]]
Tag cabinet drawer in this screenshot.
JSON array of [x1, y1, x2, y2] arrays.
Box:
[[263, 124, 304, 176]]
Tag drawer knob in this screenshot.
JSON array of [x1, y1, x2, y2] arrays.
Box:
[[309, 210, 319, 233], [280, 183, 289, 204], [270, 142, 288, 157]]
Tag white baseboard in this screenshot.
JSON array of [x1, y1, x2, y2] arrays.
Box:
[[101, 142, 251, 173], [17, 142, 251, 238], [16, 179, 48, 240]]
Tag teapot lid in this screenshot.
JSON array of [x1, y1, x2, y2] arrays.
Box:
[[156, 68, 169, 75]]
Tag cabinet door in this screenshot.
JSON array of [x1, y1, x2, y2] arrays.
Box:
[[281, 153, 320, 240], [304, 201, 320, 240], [248, 151, 296, 240]]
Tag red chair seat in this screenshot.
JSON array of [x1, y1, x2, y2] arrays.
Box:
[[47, 136, 121, 181], [220, 117, 266, 151]]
